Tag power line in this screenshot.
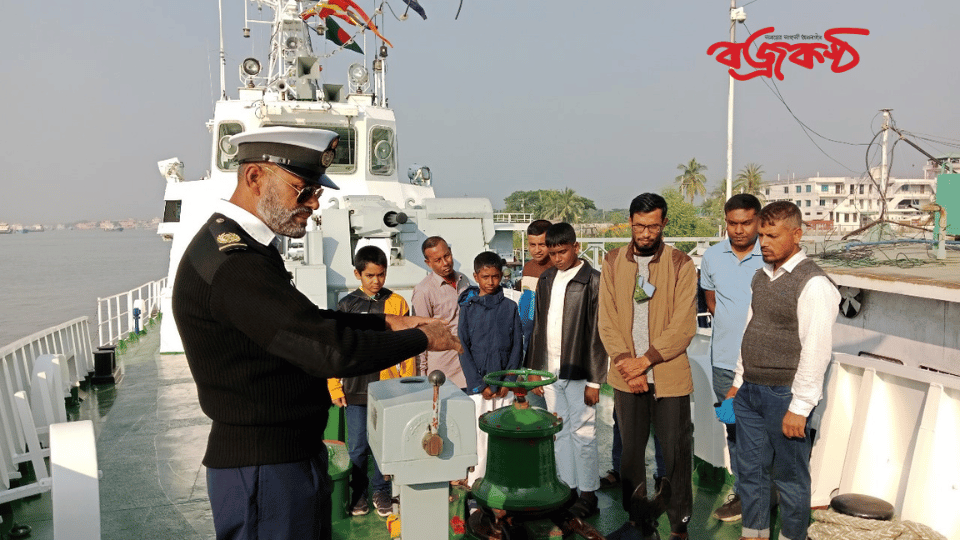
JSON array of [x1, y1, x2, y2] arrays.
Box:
[[740, 22, 866, 174]]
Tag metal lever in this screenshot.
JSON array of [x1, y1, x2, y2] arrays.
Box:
[[422, 370, 445, 456]]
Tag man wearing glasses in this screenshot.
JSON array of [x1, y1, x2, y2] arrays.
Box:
[[172, 126, 461, 539], [598, 193, 698, 540]]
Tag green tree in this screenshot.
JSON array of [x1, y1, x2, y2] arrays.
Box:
[[699, 181, 726, 231], [607, 210, 628, 224], [661, 189, 714, 237], [675, 158, 708, 203], [661, 188, 718, 251], [734, 163, 765, 199], [540, 188, 596, 223], [501, 190, 553, 217]]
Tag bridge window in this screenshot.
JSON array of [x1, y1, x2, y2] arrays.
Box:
[[370, 126, 395, 176], [261, 123, 358, 175], [216, 122, 244, 171], [163, 200, 181, 223]]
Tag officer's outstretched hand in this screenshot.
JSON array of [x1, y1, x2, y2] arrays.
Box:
[[385, 314, 436, 330], [419, 321, 464, 354]]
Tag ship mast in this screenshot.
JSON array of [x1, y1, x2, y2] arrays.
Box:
[[218, 0, 227, 99]]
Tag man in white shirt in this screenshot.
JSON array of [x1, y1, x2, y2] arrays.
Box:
[[724, 201, 840, 540]]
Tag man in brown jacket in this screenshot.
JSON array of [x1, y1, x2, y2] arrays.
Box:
[[599, 193, 698, 539]]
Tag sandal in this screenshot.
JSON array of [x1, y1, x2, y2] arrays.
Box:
[[599, 469, 620, 489]]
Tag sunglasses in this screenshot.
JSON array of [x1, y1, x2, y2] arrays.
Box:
[[262, 166, 323, 204]]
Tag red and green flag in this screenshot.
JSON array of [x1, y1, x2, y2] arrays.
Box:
[[325, 17, 362, 54]]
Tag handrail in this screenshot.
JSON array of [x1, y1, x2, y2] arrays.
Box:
[[577, 237, 720, 267], [493, 212, 534, 223], [97, 277, 166, 347], [0, 317, 94, 473]]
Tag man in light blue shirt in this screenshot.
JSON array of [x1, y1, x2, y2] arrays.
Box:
[[699, 193, 763, 523]]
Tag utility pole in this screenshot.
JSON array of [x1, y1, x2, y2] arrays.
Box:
[[880, 109, 892, 200], [726, 3, 746, 201]]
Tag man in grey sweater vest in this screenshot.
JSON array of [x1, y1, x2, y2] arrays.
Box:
[[722, 201, 840, 540]]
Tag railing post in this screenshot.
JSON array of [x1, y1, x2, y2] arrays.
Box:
[[108, 299, 115, 345], [126, 291, 134, 338], [97, 297, 104, 347]]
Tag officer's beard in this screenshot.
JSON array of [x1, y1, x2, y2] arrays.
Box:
[[258, 183, 311, 238]]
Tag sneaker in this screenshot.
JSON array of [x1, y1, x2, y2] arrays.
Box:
[[373, 490, 393, 517], [713, 493, 741, 522], [350, 496, 369, 516]]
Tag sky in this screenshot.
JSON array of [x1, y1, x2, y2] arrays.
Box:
[[3, 0, 959, 224]]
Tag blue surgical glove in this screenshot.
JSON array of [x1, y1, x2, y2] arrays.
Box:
[[714, 398, 736, 425]]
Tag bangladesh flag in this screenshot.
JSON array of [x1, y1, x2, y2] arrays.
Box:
[[325, 17, 362, 54]]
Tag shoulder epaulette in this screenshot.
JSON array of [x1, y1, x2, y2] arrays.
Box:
[[209, 217, 249, 253], [216, 232, 248, 252]]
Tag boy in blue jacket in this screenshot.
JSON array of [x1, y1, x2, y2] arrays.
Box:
[[458, 251, 523, 487]]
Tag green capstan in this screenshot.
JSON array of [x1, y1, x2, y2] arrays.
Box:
[[470, 369, 572, 512]]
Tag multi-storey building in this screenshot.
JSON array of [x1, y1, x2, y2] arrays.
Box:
[[762, 170, 937, 233]]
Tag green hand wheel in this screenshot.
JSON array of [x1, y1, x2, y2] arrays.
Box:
[[483, 369, 557, 389]]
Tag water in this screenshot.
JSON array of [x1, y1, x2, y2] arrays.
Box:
[[0, 228, 170, 347]]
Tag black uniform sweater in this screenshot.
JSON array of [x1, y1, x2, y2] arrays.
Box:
[[172, 214, 428, 468]]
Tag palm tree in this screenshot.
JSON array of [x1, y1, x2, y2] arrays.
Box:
[[542, 188, 593, 223], [734, 163, 765, 199], [675, 158, 708, 203]]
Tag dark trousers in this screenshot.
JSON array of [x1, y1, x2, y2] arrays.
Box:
[[614, 388, 693, 534], [712, 366, 741, 494], [612, 409, 666, 479], [207, 453, 332, 540]]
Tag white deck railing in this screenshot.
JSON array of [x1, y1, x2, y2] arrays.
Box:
[[0, 317, 94, 500], [492, 212, 534, 223], [578, 236, 719, 267], [97, 277, 166, 347]]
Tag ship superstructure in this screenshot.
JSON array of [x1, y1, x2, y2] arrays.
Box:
[[157, 0, 495, 353]]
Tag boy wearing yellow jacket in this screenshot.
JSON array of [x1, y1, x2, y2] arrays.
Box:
[[329, 245, 415, 518]]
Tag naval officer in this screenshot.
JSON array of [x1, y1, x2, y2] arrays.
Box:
[[172, 126, 461, 540]]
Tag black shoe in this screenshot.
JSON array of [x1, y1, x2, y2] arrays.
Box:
[[600, 469, 621, 489], [651, 477, 671, 518], [350, 496, 369, 516], [713, 493, 741, 522], [570, 490, 599, 518]]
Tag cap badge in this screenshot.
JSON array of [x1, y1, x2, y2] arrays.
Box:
[[217, 233, 242, 245], [321, 149, 335, 167]]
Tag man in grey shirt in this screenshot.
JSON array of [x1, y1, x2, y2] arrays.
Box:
[[412, 236, 471, 389]]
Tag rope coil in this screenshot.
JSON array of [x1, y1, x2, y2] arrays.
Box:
[[808, 508, 947, 540]]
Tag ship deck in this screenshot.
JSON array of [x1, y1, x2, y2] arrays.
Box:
[[813, 241, 960, 300], [1, 330, 776, 539]]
